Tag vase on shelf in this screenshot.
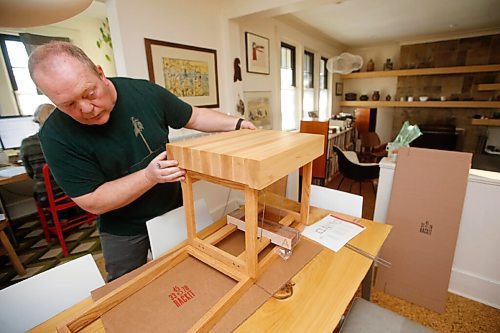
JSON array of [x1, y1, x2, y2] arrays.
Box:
[[372, 91, 380, 101], [366, 59, 375, 72]]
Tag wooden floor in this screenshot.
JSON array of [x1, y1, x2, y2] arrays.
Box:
[[326, 175, 500, 333]]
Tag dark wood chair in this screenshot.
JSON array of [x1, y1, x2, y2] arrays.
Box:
[[359, 132, 388, 163]]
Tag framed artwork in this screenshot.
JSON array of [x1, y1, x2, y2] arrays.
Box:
[[245, 32, 270, 75], [335, 82, 343, 96], [144, 38, 219, 108], [244, 91, 272, 129]]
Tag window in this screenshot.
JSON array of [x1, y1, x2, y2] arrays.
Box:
[[319, 57, 329, 118], [0, 34, 50, 116], [280, 43, 298, 131], [303, 50, 314, 117]]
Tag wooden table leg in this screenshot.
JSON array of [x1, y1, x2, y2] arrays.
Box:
[[300, 162, 313, 226], [361, 263, 374, 301], [245, 187, 258, 279], [0, 220, 26, 276], [181, 173, 196, 243]]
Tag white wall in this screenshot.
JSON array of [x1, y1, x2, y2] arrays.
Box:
[[106, 0, 343, 129]]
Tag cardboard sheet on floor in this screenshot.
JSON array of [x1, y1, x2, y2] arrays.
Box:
[[91, 231, 322, 332], [374, 147, 471, 313]]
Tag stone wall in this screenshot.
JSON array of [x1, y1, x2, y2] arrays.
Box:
[[392, 34, 500, 152]]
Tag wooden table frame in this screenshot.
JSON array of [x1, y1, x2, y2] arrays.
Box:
[[56, 130, 324, 332]]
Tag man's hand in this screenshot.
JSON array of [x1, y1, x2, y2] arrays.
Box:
[[144, 151, 186, 184], [240, 120, 256, 130]]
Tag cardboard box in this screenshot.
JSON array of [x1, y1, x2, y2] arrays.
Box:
[[375, 147, 471, 313], [92, 233, 322, 332]]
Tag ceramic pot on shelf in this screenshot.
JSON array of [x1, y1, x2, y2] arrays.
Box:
[[366, 59, 375, 72], [372, 91, 380, 101]]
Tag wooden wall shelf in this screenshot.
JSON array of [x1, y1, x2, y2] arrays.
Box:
[[339, 101, 500, 108], [471, 119, 500, 126], [477, 83, 500, 91], [340, 64, 500, 79]]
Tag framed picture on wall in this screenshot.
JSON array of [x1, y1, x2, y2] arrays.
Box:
[[243, 91, 272, 129], [245, 32, 270, 75], [144, 38, 220, 108], [335, 82, 343, 96]]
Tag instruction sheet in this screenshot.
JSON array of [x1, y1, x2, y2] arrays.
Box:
[[302, 214, 365, 252]]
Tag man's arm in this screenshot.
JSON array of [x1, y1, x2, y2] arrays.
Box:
[[72, 108, 254, 215], [71, 152, 184, 214], [184, 106, 255, 131]]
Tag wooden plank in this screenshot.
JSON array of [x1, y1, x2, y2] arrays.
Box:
[[188, 277, 253, 333], [58, 249, 190, 332], [340, 64, 500, 78], [189, 170, 246, 191], [203, 224, 238, 245], [187, 245, 246, 281], [477, 83, 500, 91], [471, 118, 500, 126], [191, 238, 247, 276], [339, 100, 500, 108]]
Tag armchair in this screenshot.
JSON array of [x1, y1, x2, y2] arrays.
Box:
[[332, 145, 380, 194]]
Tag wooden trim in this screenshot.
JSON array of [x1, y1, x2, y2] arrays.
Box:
[[471, 119, 500, 126], [477, 83, 500, 91], [339, 101, 500, 108], [340, 64, 500, 79]]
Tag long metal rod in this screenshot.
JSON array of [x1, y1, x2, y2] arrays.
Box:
[[345, 243, 392, 268]]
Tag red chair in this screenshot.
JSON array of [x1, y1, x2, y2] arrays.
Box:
[[36, 164, 96, 256]]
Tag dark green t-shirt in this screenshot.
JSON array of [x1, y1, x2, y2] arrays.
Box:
[[39, 77, 192, 236]]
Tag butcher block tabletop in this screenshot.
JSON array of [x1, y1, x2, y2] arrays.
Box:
[[166, 129, 324, 190]]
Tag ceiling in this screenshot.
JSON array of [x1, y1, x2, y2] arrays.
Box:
[[289, 0, 500, 48]]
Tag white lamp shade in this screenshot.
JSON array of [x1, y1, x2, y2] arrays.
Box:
[[0, 0, 93, 28]]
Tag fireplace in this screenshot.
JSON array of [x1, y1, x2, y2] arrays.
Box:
[[411, 123, 460, 151]]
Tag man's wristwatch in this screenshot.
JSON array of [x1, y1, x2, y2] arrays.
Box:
[[235, 118, 244, 130]]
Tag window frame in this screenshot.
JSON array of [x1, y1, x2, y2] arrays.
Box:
[[0, 34, 21, 92], [303, 50, 314, 89], [320, 56, 328, 90], [281, 42, 296, 86]]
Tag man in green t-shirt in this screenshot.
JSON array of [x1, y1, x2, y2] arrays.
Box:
[[28, 42, 255, 281]]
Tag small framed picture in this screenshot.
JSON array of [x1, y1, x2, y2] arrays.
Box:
[[243, 91, 272, 129], [245, 32, 270, 75], [335, 82, 343, 96]]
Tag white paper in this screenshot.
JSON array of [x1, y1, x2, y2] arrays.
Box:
[[302, 214, 365, 252]]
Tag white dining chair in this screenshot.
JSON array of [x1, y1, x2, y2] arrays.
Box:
[[146, 199, 213, 260], [310, 184, 363, 217], [0, 254, 105, 333]]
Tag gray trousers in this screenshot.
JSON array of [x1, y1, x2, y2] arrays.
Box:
[[99, 232, 150, 282]]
